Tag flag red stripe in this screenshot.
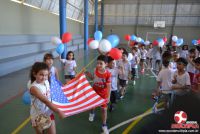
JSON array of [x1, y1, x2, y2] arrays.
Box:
[[64, 83, 92, 98], [54, 93, 99, 108], [62, 77, 87, 92], [61, 97, 104, 113], [62, 73, 85, 87]]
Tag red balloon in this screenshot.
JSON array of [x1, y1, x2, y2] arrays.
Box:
[[87, 38, 94, 45], [198, 39, 200, 44], [124, 34, 131, 41], [163, 37, 167, 43], [129, 41, 136, 47], [109, 48, 122, 60], [62, 32, 72, 43], [153, 40, 158, 46]]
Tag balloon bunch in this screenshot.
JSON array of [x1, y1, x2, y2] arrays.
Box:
[[152, 37, 167, 47], [191, 39, 200, 45], [51, 32, 72, 55], [88, 31, 121, 60], [171, 35, 184, 47], [124, 34, 145, 44]]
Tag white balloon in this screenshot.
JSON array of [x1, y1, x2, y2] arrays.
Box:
[[89, 40, 99, 49], [159, 40, 165, 48], [172, 36, 178, 42], [136, 37, 142, 43], [51, 37, 62, 45], [144, 41, 150, 45], [127, 53, 133, 61], [99, 39, 112, 53]]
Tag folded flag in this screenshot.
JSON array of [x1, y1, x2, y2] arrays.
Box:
[[50, 73, 107, 117]]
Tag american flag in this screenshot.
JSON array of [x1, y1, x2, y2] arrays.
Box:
[[50, 73, 107, 117]]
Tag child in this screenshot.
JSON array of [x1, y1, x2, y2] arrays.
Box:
[[59, 51, 77, 83], [146, 44, 153, 69], [153, 52, 174, 107], [192, 57, 200, 92], [86, 55, 111, 134], [187, 48, 196, 85], [170, 52, 180, 72], [107, 56, 123, 112], [29, 62, 65, 134], [43, 53, 59, 80], [118, 51, 132, 99], [180, 45, 189, 59], [140, 44, 148, 73], [172, 58, 191, 95], [130, 47, 139, 85]]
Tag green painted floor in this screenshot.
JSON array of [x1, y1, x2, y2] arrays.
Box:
[[0, 49, 159, 134]]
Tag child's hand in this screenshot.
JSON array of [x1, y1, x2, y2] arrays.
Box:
[[58, 110, 65, 119]]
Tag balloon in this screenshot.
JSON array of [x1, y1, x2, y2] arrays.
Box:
[[172, 36, 178, 42], [56, 43, 64, 54], [94, 31, 103, 41], [144, 41, 150, 46], [153, 40, 158, 46], [163, 37, 167, 43], [140, 39, 145, 44], [192, 40, 198, 45], [51, 37, 62, 45], [136, 37, 142, 43], [109, 48, 122, 60], [89, 40, 99, 49], [157, 38, 163, 43], [198, 39, 200, 44], [176, 38, 184, 46], [127, 53, 133, 61], [129, 41, 136, 47], [107, 34, 120, 48], [158, 40, 165, 48], [99, 39, 112, 53], [124, 34, 131, 41], [87, 38, 94, 45], [131, 35, 137, 41], [22, 91, 31, 105], [62, 32, 72, 43]]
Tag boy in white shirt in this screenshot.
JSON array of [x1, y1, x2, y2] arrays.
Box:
[[172, 57, 191, 95], [107, 56, 123, 112], [118, 51, 132, 99]]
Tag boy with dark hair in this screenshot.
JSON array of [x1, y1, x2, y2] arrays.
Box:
[[86, 55, 111, 134], [172, 57, 191, 95]]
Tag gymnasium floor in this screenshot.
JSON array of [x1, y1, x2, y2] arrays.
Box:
[[1, 49, 199, 134]]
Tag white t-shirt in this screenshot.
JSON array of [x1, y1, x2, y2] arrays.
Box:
[[29, 80, 52, 126], [118, 60, 131, 80], [187, 63, 196, 73], [155, 51, 161, 60], [140, 49, 148, 60], [180, 50, 188, 59], [147, 48, 153, 58], [157, 68, 174, 90], [60, 59, 77, 75], [173, 71, 191, 86], [130, 55, 138, 68], [107, 68, 119, 91]]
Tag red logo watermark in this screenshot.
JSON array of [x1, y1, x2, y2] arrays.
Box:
[[171, 111, 199, 129]]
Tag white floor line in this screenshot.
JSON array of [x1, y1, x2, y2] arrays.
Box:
[[108, 108, 164, 132]]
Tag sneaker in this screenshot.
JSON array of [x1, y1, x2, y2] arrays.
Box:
[[88, 113, 95, 122], [133, 80, 136, 85], [120, 95, 124, 99], [102, 125, 109, 134]]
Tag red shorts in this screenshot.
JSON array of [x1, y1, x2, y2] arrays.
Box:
[[95, 89, 108, 108]]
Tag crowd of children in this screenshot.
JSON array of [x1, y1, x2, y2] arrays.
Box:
[[27, 40, 200, 134]]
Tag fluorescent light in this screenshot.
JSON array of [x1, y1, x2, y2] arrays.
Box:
[[11, 0, 22, 4], [23, 3, 41, 10]]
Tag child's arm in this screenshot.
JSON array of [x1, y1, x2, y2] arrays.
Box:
[[55, 67, 60, 81], [85, 71, 94, 80], [106, 83, 111, 103], [30, 86, 65, 119], [172, 74, 177, 84]]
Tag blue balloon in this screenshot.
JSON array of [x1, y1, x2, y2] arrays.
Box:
[[157, 38, 163, 43], [140, 39, 145, 44], [22, 91, 31, 105], [107, 34, 120, 48], [56, 43, 64, 54], [176, 38, 184, 46], [94, 31, 102, 41], [192, 40, 198, 45], [131, 35, 137, 41]]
